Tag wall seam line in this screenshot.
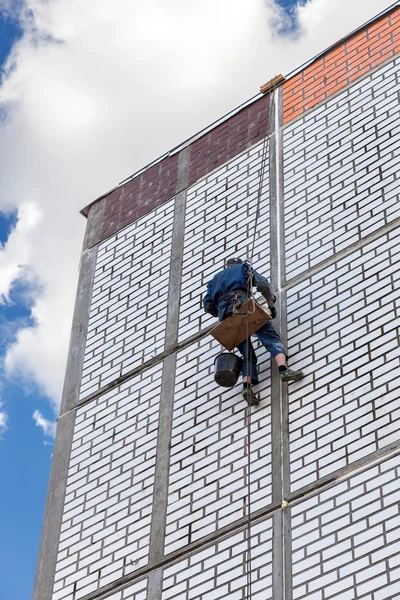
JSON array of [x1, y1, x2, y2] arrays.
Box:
[[283, 217, 400, 291]]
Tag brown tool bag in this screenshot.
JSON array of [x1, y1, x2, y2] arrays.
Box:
[[210, 298, 271, 351]]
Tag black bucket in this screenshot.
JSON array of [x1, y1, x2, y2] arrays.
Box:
[[214, 352, 243, 388]]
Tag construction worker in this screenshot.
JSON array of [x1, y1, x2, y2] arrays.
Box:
[[203, 257, 304, 405]]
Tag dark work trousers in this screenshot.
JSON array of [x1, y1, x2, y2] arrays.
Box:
[[218, 294, 287, 385]]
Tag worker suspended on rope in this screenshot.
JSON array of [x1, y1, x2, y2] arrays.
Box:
[[203, 257, 304, 406]]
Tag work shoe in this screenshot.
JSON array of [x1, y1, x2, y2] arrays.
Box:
[[280, 368, 304, 382], [242, 387, 260, 406]]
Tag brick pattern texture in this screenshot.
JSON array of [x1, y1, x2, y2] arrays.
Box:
[[283, 6, 400, 123], [162, 518, 273, 600], [287, 230, 400, 492], [52, 364, 162, 600], [284, 56, 400, 279], [100, 154, 178, 241], [188, 94, 270, 187], [179, 140, 270, 342], [79, 200, 174, 400], [291, 455, 400, 600], [165, 336, 272, 554]]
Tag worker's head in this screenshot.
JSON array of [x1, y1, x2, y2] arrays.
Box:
[[225, 257, 243, 268]]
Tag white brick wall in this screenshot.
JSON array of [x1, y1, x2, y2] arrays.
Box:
[[165, 335, 272, 554], [284, 56, 400, 279], [79, 200, 174, 400], [286, 230, 400, 492], [50, 49, 400, 600], [179, 142, 271, 342], [292, 455, 400, 600], [52, 364, 162, 600], [162, 518, 273, 599]]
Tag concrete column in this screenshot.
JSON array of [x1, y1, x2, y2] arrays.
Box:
[[148, 147, 190, 596], [148, 353, 177, 567], [82, 198, 106, 250], [33, 206, 99, 600], [147, 570, 164, 600], [165, 146, 190, 351], [270, 85, 292, 600], [60, 244, 97, 414], [61, 201, 100, 414]]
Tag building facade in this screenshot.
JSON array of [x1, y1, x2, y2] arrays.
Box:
[[34, 4, 400, 600]]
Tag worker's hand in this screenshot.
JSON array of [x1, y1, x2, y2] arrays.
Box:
[[269, 306, 277, 319]]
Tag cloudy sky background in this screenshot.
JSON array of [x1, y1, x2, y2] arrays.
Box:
[[0, 0, 395, 598]]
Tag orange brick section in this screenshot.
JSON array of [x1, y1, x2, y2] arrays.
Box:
[[283, 7, 400, 124]]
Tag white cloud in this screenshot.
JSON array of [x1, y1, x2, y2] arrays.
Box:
[[0, 201, 42, 302], [0, 401, 7, 434], [32, 409, 56, 438], [0, 0, 392, 414], [295, 0, 391, 57]]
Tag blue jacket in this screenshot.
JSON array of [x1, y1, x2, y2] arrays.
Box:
[[203, 264, 276, 318]]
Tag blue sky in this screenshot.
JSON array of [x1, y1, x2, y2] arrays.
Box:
[[0, 223, 55, 600], [276, 0, 308, 32], [0, 18, 20, 80], [0, 13, 56, 600]]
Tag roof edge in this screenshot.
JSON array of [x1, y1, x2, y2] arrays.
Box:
[[80, 91, 264, 217]]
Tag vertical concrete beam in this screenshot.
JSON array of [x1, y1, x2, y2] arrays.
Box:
[[82, 198, 106, 250], [60, 244, 97, 414], [61, 202, 101, 413], [165, 146, 190, 350], [274, 85, 293, 600], [148, 353, 177, 566], [269, 88, 285, 505], [165, 194, 186, 350], [148, 147, 190, 597], [175, 145, 191, 195], [32, 410, 76, 600], [269, 87, 284, 600], [270, 85, 292, 600], [273, 510, 284, 600], [275, 85, 293, 600], [33, 211, 99, 600], [148, 570, 164, 600]]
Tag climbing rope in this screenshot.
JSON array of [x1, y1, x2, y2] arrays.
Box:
[[243, 79, 276, 600], [244, 312, 252, 600], [244, 274, 253, 600], [250, 81, 276, 261]]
